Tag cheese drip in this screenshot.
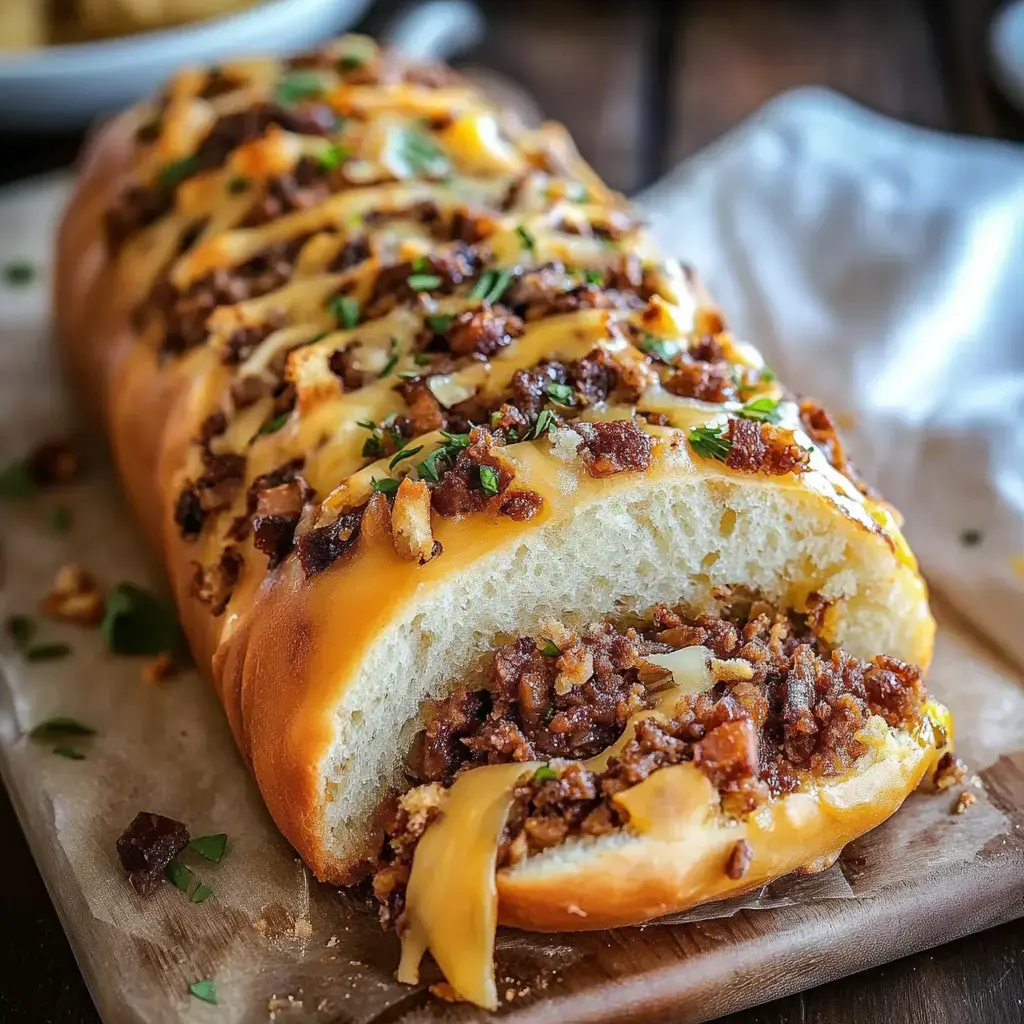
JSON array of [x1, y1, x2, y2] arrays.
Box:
[[396, 644, 718, 1006]]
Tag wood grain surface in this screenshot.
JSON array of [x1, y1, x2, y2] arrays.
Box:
[[2, 0, 1024, 1021]]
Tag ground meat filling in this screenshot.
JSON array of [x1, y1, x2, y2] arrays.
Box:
[[374, 607, 927, 927], [725, 418, 810, 476]]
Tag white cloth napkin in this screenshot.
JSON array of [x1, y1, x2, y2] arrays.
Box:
[[639, 87, 1024, 667]]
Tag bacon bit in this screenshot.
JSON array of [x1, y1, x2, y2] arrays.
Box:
[[28, 439, 79, 486], [725, 838, 754, 879], [694, 719, 759, 790], [40, 564, 105, 626], [252, 480, 307, 569], [664, 361, 735, 403], [934, 751, 968, 791], [725, 419, 809, 476], [498, 489, 543, 521], [390, 479, 437, 564], [190, 547, 244, 615], [554, 644, 594, 696], [141, 651, 176, 684], [953, 790, 976, 815], [572, 420, 653, 477], [116, 811, 190, 897], [446, 308, 524, 358], [297, 506, 365, 577]]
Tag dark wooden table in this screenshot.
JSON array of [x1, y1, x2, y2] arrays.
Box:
[[2, 0, 1023, 1020]]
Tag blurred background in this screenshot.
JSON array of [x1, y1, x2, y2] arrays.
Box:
[[0, 0, 1023, 193]]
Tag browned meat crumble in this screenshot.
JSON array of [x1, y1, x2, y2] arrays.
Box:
[[372, 606, 928, 927]]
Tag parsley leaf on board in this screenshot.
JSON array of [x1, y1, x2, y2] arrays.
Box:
[[189, 833, 229, 863], [100, 584, 182, 657]]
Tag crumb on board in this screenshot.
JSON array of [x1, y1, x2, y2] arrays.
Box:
[[141, 651, 176, 683], [429, 982, 462, 1003], [954, 790, 977, 815], [253, 918, 267, 934], [934, 751, 968, 791], [40, 563, 104, 625], [292, 918, 313, 939], [326, 935, 338, 947]]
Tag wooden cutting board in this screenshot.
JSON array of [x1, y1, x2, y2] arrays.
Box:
[[1, 175, 1022, 1024]]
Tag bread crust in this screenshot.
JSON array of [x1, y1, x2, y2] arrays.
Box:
[[55, 43, 937, 900]]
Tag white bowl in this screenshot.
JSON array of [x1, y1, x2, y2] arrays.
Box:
[[0, 0, 373, 131]]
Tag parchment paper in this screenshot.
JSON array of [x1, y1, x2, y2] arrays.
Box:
[[1, 92, 1023, 1023]]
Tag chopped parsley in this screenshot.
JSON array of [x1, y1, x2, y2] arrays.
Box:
[[379, 338, 400, 378], [328, 294, 361, 330], [370, 477, 400, 496], [4, 261, 36, 286], [191, 883, 214, 904], [318, 144, 349, 171], [426, 314, 453, 334], [52, 746, 85, 760], [413, 352, 433, 365], [578, 268, 603, 286], [158, 156, 200, 190], [257, 412, 289, 436], [389, 445, 423, 470], [478, 465, 500, 497], [760, 366, 777, 383], [165, 859, 195, 893], [338, 53, 365, 72], [412, 256, 430, 273], [399, 127, 449, 178], [737, 396, 781, 424], [530, 409, 557, 440], [407, 273, 442, 292], [29, 717, 94, 741], [274, 70, 325, 106], [546, 382, 574, 405], [5, 614, 36, 650], [0, 459, 37, 500], [539, 639, 560, 657], [640, 334, 676, 363], [48, 506, 73, 533], [469, 268, 513, 305], [25, 643, 72, 662], [688, 424, 732, 462], [100, 583, 182, 657], [188, 979, 218, 1005], [515, 225, 535, 252], [227, 176, 250, 195], [533, 764, 558, 781], [416, 431, 470, 483], [189, 833, 228, 863], [960, 529, 983, 547]]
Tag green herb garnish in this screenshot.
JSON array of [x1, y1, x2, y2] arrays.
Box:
[[25, 643, 72, 663], [189, 833, 229, 863], [478, 465, 500, 497], [338, 53, 365, 72], [582, 268, 603, 285], [52, 746, 85, 760], [469, 268, 513, 306], [515, 225, 535, 252], [100, 583, 182, 657], [166, 859, 195, 893], [0, 460, 36, 500], [328, 294, 361, 330], [546, 382, 574, 405], [416, 431, 471, 483], [188, 979, 218, 1005], [738, 396, 781, 424], [29, 717, 95, 741], [413, 352, 432, 365], [190, 883, 214, 903], [371, 477, 400, 496], [530, 409, 557, 440], [399, 127, 449, 178], [426, 314, 453, 334], [318, 144, 349, 171], [539, 639, 561, 657], [5, 615, 36, 651], [4, 261, 36, 286], [275, 70, 325, 105], [379, 338, 400, 378], [688, 424, 732, 462], [412, 256, 430, 273], [158, 156, 200, 190], [227, 176, 250, 195], [760, 366, 777, 383], [407, 273, 442, 292], [389, 445, 423, 470], [533, 765, 558, 781], [257, 413, 289, 436], [640, 334, 676, 362], [48, 506, 72, 533]]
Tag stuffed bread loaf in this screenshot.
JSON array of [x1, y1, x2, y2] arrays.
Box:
[[56, 35, 945, 1009]]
